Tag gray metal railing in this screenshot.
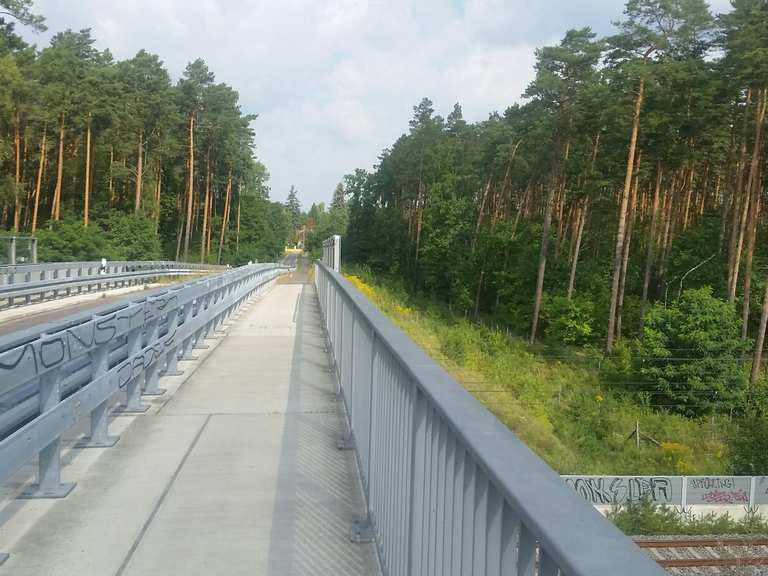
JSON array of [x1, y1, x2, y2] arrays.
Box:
[[315, 261, 666, 576], [0, 260, 221, 308], [322, 235, 341, 272], [0, 262, 287, 566]]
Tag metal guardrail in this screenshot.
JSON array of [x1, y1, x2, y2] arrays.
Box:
[[315, 261, 666, 576], [322, 235, 341, 272], [0, 262, 288, 564], [0, 260, 221, 308]]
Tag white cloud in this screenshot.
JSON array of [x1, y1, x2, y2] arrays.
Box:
[[21, 0, 734, 206]]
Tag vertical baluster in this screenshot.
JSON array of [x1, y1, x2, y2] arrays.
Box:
[[539, 549, 560, 576], [501, 501, 520, 575], [517, 524, 536, 576], [485, 485, 503, 576], [473, 469, 489, 575], [407, 389, 426, 575]]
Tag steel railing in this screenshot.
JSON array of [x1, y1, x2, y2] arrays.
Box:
[[0, 260, 221, 308], [315, 261, 666, 576], [0, 263, 287, 534]]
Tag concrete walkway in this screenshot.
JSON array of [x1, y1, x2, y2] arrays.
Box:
[[0, 269, 380, 575]]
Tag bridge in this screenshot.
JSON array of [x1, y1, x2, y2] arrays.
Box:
[[0, 241, 665, 575]]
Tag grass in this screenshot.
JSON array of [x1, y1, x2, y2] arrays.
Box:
[[608, 499, 768, 536], [344, 266, 731, 475]]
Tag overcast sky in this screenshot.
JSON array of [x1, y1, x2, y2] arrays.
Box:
[[21, 0, 732, 207]]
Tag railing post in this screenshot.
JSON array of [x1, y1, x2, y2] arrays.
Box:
[[142, 317, 166, 396], [20, 367, 76, 498], [162, 306, 184, 376], [76, 343, 120, 448], [114, 326, 149, 414]]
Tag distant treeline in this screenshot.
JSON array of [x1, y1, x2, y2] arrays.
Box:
[[0, 2, 288, 264]]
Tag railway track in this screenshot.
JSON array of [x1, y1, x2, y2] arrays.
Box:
[[635, 536, 768, 573]]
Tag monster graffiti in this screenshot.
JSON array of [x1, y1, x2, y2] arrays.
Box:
[[564, 476, 679, 505], [0, 293, 179, 389]]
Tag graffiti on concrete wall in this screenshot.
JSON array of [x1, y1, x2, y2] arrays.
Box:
[[565, 475, 768, 507], [686, 477, 751, 505], [564, 476, 682, 505]]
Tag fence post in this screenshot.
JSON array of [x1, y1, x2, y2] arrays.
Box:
[[76, 343, 120, 448], [19, 367, 76, 498]]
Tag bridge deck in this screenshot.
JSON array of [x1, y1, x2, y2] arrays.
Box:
[[0, 267, 379, 575]]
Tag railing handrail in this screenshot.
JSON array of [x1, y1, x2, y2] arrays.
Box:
[[315, 261, 665, 576], [0, 259, 221, 276]]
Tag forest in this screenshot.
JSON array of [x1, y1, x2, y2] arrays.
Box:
[[339, 0, 768, 472], [0, 1, 288, 264]]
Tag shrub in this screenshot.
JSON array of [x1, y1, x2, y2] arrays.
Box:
[[636, 287, 748, 416], [607, 498, 768, 536], [35, 219, 112, 262], [542, 294, 595, 345], [98, 212, 162, 260]]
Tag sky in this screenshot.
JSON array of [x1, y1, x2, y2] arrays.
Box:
[[21, 0, 732, 207]]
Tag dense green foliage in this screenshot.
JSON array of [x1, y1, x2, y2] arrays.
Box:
[[335, 0, 768, 477], [637, 287, 748, 415], [0, 4, 289, 264]]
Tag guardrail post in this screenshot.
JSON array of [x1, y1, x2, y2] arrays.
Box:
[[142, 317, 166, 396], [194, 294, 214, 350], [161, 306, 184, 376], [180, 301, 198, 360], [19, 367, 76, 498], [76, 343, 120, 448], [113, 326, 149, 414]]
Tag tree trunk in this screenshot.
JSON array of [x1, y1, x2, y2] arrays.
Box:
[[567, 197, 588, 299], [200, 150, 211, 262], [12, 111, 22, 230], [108, 145, 115, 206], [134, 129, 144, 213], [607, 76, 645, 353], [83, 114, 92, 226], [154, 163, 162, 233], [617, 152, 641, 340], [739, 89, 767, 339], [182, 114, 195, 260], [51, 113, 65, 221], [727, 90, 755, 301], [472, 177, 492, 254], [217, 168, 233, 264], [530, 183, 555, 344], [236, 192, 241, 254], [751, 280, 768, 389], [32, 123, 47, 233], [640, 163, 663, 334]]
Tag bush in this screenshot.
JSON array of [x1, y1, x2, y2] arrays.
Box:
[[541, 294, 595, 345], [98, 212, 162, 260], [36, 219, 112, 262], [35, 214, 162, 262], [607, 498, 768, 536], [636, 287, 748, 416]]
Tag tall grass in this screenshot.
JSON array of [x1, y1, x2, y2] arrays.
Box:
[[345, 266, 730, 475]]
